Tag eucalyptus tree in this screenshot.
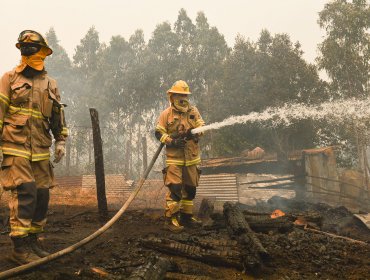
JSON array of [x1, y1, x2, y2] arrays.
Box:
[[212, 31, 323, 157], [192, 12, 229, 117], [317, 0, 370, 98], [173, 9, 196, 85], [148, 21, 180, 107], [317, 0, 370, 168], [45, 28, 75, 174], [72, 26, 103, 172]]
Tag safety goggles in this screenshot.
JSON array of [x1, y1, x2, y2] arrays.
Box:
[[18, 30, 44, 44]]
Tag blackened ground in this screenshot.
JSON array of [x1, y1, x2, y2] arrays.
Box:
[[0, 201, 369, 280]]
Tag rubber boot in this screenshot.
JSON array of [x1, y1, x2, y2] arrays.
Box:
[[29, 234, 50, 257], [10, 236, 41, 265], [163, 215, 184, 233], [180, 213, 202, 228]]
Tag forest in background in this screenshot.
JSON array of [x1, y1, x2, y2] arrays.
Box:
[[42, 0, 370, 177]]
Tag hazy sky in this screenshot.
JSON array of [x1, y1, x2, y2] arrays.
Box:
[[0, 0, 328, 75]]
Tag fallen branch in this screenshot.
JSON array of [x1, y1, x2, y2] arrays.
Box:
[[304, 226, 368, 246]]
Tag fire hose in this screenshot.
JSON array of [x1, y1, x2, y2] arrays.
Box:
[[0, 143, 165, 280]]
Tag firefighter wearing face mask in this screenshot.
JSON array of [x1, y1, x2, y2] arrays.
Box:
[[155, 80, 205, 232], [0, 30, 68, 264]]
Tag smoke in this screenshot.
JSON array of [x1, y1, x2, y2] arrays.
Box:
[[192, 97, 370, 134]]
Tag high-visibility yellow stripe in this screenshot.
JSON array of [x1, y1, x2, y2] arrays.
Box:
[[29, 226, 44, 234], [0, 92, 10, 102], [156, 124, 167, 132], [31, 153, 50, 161], [166, 201, 178, 206], [166, 159, 185, 166], [9, 106, 44, 119], [61, 127, 69, 136], [0, 119, 3, 129], [160, 133, 169, 143], [32, 152, 50, 157], [0, 92, 10, 106], [166, 157, 201, 166], [2, 147, 31, 159], [180, 199, 193, 205], [185, 157, 201, 166], [11, 226, 30, 231], [0, 97, 9, 106], [10, 225, 30, 237]]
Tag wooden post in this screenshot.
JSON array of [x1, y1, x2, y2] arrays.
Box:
[[142, 136, 148, 171], [89, 108, 108, 219]]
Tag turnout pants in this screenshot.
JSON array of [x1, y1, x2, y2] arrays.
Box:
[[163, 165, 200, 218], [0, 156, 55, 237]]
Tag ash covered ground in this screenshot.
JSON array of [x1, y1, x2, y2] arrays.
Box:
[[0, 197, 369, 280]]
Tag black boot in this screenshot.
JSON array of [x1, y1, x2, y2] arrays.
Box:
[[29, 234, 50, 257], [180, 213, 202, 228], [10, 236, 41, 265]]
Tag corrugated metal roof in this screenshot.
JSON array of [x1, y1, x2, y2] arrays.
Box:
[[197, 173, 239, 202]]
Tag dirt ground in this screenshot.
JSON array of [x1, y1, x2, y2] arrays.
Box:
[[0, 199, 369, 280]]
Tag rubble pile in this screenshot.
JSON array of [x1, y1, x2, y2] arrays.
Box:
[[0, 197, 369, 279]]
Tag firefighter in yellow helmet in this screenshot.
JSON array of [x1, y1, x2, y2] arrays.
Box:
[[0, 30, 68, 264], [155, 80, 205, 232]]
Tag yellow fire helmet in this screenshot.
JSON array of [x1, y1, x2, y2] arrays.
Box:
[[16, 30, 53, 56], [167, 80, 191, 95]]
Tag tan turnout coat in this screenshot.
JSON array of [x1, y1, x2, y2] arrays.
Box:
[[0, 69, 68, 162], [156, 105, 205, 166]]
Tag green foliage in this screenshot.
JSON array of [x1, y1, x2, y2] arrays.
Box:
[[316, 0, 370, 167], [210, 30, 324, 157], [317, 0, 370, 97], [47, 6, 370, 175]]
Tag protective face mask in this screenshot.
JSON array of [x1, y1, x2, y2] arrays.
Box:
[[173, 98, 190, 112]]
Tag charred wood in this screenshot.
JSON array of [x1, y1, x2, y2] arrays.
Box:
[[223, 202, 269, 271], [140, 236, 243, 270], [168, 233, 239, 251], [127, 255, 173, 280], [197, 198, 215, 220], [165, 272, 212, 280], [244, 215, 293, 233], [242, 210, 323, 228]]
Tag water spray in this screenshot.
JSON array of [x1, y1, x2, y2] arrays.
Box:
[[191, 97, 370, 135]]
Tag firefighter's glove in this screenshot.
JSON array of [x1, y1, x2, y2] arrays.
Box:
[[171, 138, 186, 149], [185, 129, 199, 142], [54, 141, 66, 163]]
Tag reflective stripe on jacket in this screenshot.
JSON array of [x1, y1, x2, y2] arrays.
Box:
[[0, 69, 68, 161], [156, 105, 205, 166]]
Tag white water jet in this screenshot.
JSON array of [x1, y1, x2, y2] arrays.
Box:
[[192, 97, 370, 134]]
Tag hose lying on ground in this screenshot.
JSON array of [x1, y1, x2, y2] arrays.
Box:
[[0, 143, 165, 280]]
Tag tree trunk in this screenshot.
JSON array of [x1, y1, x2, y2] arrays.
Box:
[[137, 124, 141, 177], [129, 127, 133, 178]]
